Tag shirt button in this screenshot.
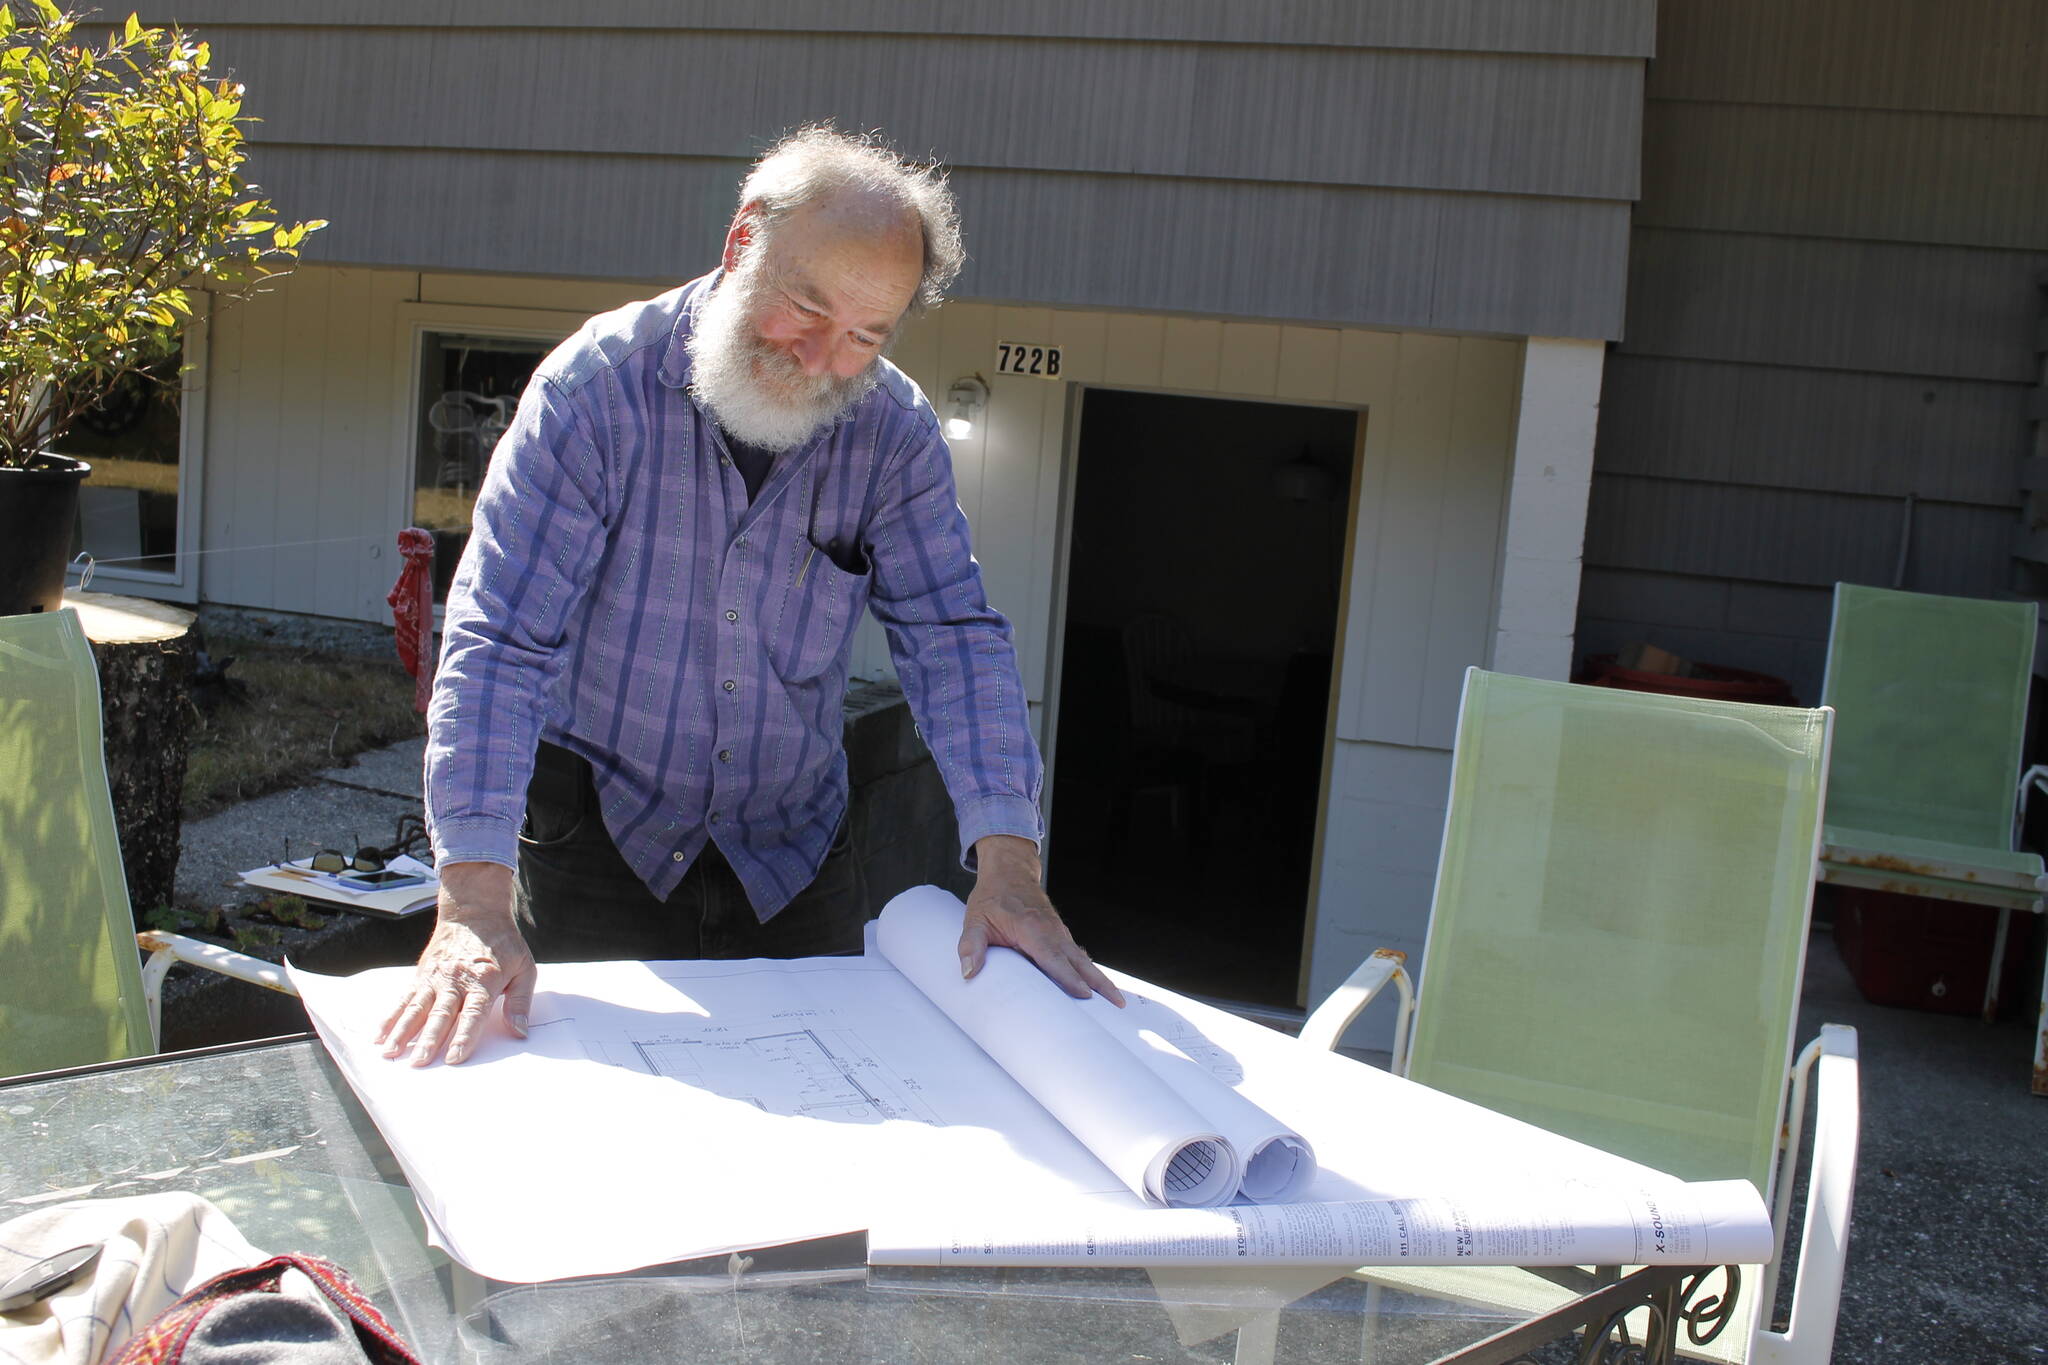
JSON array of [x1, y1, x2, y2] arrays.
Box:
[[736, 534, 747, 546], [725, 609, 739, 622], [672, 851, 685, 862], [721, 454, 732, 467], [709, 812, 721, 825], [723, 679, 736, 692], [719, 749, 733, 763]]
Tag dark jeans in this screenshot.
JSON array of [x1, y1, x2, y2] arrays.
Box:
[[513, 741, 868, 962]]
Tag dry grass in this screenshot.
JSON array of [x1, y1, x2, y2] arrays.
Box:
[[182, 633, 426, 820]]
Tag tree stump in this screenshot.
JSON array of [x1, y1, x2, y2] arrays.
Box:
[[64, 589, 197, 924]]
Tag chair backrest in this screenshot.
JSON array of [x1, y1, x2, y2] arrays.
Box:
[[1820, 582, 2035, 851], [1407, 669, 1830, 1195], [0, 609, 153, 1076], [1121, 612, 1191, 743]]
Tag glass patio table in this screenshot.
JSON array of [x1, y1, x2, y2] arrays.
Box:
[[0, 1038, 1727, 1364]]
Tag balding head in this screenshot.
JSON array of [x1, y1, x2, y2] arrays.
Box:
[[732, 124, 963, 316]]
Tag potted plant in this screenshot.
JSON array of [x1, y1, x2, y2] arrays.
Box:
[[0, 0, 322, 615]]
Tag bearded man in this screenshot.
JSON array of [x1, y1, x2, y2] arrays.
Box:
[[378, 127, 1119, 1067]]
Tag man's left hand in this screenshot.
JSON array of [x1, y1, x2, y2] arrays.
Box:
[[959, 835, 1124, 1006]]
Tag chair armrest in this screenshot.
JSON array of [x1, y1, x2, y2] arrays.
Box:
[[2017, 764, 2048, 848], [1752, 1023, 1859, 1365], [136, 930, 300, 1050], [1298, 949, 1414, 1074]]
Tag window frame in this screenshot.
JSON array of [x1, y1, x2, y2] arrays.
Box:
[[388, 302, 589, 617], [63, 296, 212, 602]]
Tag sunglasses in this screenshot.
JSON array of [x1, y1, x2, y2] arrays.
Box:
[[280, 822, 427, 877], [310, 845, 387, 874]]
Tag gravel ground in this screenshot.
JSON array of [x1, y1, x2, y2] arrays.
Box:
[[1797, 925, 2048, 1362], [195, 604, 415, 659], [175, 736, 429, 912]]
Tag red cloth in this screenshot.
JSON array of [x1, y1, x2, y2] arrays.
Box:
[[386, 528, 437, 714], [107, 1253, 424, 1364]]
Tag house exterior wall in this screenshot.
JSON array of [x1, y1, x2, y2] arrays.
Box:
[[1578, 0, 2048, 704], [140, 5, 1648, 341], [195, 264, 1539, 1003], [145, 4, 1644, 1012]]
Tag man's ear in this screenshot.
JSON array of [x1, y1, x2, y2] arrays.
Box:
[[721, 206, 759, 274]]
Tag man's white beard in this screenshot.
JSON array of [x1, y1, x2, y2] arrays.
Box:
[[685, 262, 880, 453]]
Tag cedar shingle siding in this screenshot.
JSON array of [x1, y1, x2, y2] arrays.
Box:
[[144, 3, 1652, 339], [1578, 0, 2048, 702]]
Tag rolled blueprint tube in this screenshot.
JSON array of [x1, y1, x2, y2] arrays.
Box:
[[876, 888, 1239, 1208], [1081, 996, 1318, 1203]]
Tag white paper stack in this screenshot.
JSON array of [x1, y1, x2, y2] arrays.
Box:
[[240, 854, 438, 917]]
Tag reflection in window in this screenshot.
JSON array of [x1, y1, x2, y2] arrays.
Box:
[[59, 344, 184, 576], [414, 332, 552, 602]]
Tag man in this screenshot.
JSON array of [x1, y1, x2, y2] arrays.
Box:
[[377, 126, 1119, 1068]]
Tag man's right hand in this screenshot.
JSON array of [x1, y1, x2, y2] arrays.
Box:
[[374, 861, 536, 1067]]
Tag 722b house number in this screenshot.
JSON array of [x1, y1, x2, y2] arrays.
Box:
[[996, 341, 1062, 378]]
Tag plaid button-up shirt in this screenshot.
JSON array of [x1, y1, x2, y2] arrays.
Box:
[[426, 275, 1042, 916]]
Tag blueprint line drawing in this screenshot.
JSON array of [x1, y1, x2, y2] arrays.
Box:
[[1123, 994, 1246, 1084], [596, 1022, 944, 1126]]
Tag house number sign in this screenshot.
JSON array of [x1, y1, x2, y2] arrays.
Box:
[[996, 341, 1062, 379]]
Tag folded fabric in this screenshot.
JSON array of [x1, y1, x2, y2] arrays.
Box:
[[0, 1193, 267, 1365], [107, 1254, 421, 1365]]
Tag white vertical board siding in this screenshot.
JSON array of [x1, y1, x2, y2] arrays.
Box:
[[1305, 740, 1455, 1013], [201, 273, 274, 610], [1307, 336, 1596, 1036], [202, 268, 415, 618], [1492, 337, 1604, 681], [1160, 319, 1223, 392], [1310, 330, 1526, 1026], [309, 269, 396, 620], [1335, 333, 1523, 750]]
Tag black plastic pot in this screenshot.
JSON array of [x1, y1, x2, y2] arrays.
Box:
[[0, 454, 90, 616]]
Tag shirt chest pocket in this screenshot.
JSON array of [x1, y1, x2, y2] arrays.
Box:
[[765, 533, 872, 683]]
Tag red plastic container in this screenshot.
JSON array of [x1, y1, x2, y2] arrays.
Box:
[[1831, 885, 2038, 1018], [1579, 655, 1797, 707]]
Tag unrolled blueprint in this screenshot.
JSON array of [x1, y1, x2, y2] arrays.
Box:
[[289, 887, 1772, 1283], [868, 1177, 1772, 1268]]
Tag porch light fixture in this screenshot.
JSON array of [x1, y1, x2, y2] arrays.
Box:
[[1274, 449, 1337, 502], [944, 376, 988, 441]]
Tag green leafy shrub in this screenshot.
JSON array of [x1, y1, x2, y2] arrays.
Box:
[[0, 0, 323, 465]]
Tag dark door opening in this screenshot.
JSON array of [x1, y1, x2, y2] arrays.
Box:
[[1046, 388, 1357, 1009]]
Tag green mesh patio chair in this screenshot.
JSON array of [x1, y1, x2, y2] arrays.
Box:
[[0, 608, 295, 1079], [1299, 669, 1858, 1365], [1815, 583, 2046, 1089]]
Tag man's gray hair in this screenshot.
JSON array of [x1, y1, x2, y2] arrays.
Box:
[[738, 124, 964, 314]]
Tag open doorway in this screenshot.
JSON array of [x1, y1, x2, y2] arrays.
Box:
[[1046, 387, 1358, 1009]]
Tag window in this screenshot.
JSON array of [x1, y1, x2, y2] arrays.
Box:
[[56, 338, 192, 585], [413, 331, 553, 602]]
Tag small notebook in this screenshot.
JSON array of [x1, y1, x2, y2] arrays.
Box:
[[238, 855, 439, 919]]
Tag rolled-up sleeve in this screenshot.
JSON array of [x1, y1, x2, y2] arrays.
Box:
[[426, 374, 611, 871], [864, 422, 1044, 868]]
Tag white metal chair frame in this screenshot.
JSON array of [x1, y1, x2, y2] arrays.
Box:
[[1295, 955, 1860, 1365], [135, 929, 300, 1052]]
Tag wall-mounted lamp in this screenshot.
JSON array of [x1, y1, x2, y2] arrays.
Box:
[[944, 376, 988, 441], [1273, 448, 1337, 502]]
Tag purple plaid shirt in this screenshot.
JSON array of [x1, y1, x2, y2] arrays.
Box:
[[425, 275, 1043, 916]]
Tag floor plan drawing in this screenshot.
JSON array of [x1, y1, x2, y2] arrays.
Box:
[[1122, 993, 1246, 1084], [597, 1022, 945, 1126]]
